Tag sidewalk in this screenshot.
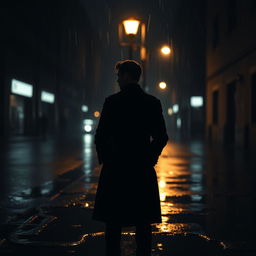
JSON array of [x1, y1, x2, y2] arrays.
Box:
[[1, 136, 256, 255], [0, 134, 98, 224], [1, 134, 87, 196]]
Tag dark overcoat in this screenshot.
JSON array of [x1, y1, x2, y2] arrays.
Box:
[[93, 83, 168, 226]]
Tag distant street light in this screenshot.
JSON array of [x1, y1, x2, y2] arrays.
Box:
[[94, 111, 100, 118], [159, 81, 167, 90], [161, 46, 171, 56], [168, 108, 173, 116], [157, 45, 172, 92], [81, 105, 88, 112]]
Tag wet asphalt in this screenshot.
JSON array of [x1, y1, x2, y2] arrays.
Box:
[[0, 134, 256, 255]]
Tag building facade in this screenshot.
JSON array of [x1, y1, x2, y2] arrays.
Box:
[[0, 0, 101, 140], [206, 0, 256, 148], [162, 0, 206, 141]]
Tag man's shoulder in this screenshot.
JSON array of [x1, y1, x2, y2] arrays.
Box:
[[105, 90, 160, 104], [143, 91, 160, 103], [106, 92, 122, 100], [104, 92, 122, 105]]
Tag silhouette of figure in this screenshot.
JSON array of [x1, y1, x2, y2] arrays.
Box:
[[93, 60, 168, 256]]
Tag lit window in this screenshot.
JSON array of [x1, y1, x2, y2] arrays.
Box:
[[11, 79, 33, 98], [177, 117, 181, 128], [190, 96, 203, 107], [173, 104, 179, 113], [41, 91, 55, 104]]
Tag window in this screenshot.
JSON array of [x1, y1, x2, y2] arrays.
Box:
[[212, 15, 220, 49], [227, 0, 237, 33], [251, 73, 256, 123], [212, 90, 219, 125]]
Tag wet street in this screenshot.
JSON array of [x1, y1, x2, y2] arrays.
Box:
[[0, 134, 256, 255]]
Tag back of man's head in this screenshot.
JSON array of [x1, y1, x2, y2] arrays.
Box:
[[115, 60, 142, 82]]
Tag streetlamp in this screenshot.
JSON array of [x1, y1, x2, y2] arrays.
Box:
[[159, 81, 167, 90], [119, 18, 147, 88], [122, 19, 140, 35], [161, 45, 171, 56], [122, 18, 140, 59], [94, 111, 100, 118]]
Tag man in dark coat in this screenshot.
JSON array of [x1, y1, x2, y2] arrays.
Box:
[[93, 60, 168, 256]]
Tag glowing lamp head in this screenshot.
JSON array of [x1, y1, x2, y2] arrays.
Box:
[[168, 108, 173, 116], [94, 111, 100, 118], [161, 46, 171, 55], [123, 19, 140, 35], [159, 81, 167, 90]]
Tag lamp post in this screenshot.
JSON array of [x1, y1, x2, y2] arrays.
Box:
[[122, 18, 140, 59], [119, 18, 147, 89]]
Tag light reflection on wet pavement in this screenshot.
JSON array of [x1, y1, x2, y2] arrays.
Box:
[[1, 135, 256, 255], [153, 141, 206, 235]]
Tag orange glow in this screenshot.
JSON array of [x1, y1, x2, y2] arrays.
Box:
[[155, 142, 201, 231], [168, 108, 173, 116], [155, 222, 193, 233], [159, 81, 167, 90], [94, 111, 100, 118], [161, 46, 171, 55], [123, 19, 140, 35], [160, 192, 166, 201], [140, 46, 147, 61], [159, 180, 166, 188]]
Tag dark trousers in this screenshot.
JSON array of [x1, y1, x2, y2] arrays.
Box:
[[105, 223, 152, 256]]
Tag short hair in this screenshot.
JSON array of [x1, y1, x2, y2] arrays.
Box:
[[115, 60, 142, 81]]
